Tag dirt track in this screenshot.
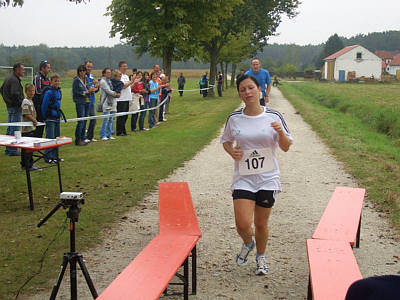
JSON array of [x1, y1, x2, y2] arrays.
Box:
[[32, 87, 399, 300]]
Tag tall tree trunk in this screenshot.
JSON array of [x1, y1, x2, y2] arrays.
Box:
[[231, 62, 237, 87], [162, 47, 173, 79], [220, 61, 224, 91], [224, 61, 228, 90], [208, 39, 218, 97]]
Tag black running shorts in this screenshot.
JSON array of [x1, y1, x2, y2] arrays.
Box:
[[232, 189, 276, 208]]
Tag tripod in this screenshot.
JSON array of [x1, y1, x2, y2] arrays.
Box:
[[38, 196, 98, 300]]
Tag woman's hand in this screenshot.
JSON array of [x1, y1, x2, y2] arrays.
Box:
[[271, 122, 291, 152], [231, 145, 244, 161]]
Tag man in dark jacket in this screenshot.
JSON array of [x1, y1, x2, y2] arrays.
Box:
[[177, 73, 186, 96], [32, 60, 51, 138], [0, 63, 25, 156]]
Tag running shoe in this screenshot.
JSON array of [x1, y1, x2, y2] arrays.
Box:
[[255, 255, 269, 275], [236, 240, 254, 265], [101, 137, 109, 141], [109, 136, 116, 140]]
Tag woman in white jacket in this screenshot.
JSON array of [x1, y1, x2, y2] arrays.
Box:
[[99, 68, 120, 140]]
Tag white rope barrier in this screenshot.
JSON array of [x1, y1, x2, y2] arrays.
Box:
[[0, 84, 216, 127]]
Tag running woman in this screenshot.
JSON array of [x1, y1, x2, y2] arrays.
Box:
[[221, 74, 292, 275]]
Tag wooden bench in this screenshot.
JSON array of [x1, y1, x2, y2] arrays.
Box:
[[97, 182, 202, 300], [306, 239, 362, 300], [312, 187, 366, 248]]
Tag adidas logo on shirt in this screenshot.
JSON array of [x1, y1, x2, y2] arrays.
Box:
[[249, 150, 260, 158]]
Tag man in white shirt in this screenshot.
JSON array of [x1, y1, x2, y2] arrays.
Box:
[[116, 61, 135, 136]]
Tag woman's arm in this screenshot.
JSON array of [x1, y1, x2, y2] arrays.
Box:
[[100, 79, 116, 97], [271, 122, 291, 152], [223, 141, 244, 161]]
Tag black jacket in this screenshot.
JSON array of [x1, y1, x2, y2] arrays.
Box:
[[0, 73, 24, 108]]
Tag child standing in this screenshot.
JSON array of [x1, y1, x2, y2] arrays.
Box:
[[41, 74, 62, 163], [20, 84, 41, 171]]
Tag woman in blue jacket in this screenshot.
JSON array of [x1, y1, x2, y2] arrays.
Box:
[[72, 65, 95, 146]]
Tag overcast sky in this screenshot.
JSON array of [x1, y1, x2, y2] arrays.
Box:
[[0, 0, 399, 47]]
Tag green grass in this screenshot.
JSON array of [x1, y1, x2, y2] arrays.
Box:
[[0, 78, 240, 299], [279, 81, 400, 229]]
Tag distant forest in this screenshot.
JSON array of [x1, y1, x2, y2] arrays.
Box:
[[1, 30, 399, 73]]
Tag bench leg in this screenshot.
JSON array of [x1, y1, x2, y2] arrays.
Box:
[[191, 245, 197, 295], [307, 275, 312, 300], [356, 215, 362, 248], [184, 257, 189, 300]]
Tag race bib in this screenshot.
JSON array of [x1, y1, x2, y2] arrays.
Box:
[[239, 148, 275, 176]]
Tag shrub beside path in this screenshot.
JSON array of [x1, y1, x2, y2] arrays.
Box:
[[32, 87, 399, 300]]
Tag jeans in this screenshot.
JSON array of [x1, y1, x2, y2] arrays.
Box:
[[75, 102, 89, 144], [158, 102, 165, 122], [100, 111, 115, 138], [116, 101, 129, 135], [86, 103, 96, 140], [139, 102, 148, 130], [45, 119, 60, 161], [5, 106, 22, 155], [217, 83, 222, 97], [148, 98, 158, 128]]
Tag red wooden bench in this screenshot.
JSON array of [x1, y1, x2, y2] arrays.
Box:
[[97, 182, 202, 300], [306, 239, 362, 300], [312, 187, 366, 248]]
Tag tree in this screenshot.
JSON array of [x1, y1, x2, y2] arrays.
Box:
[[107, 0, 220, 79], [198, 0, 300, 96], [48, 56, 68, 74], [13, 53, 33, 66], [0, 0, 87, 6], [315, 33, 344, 68]]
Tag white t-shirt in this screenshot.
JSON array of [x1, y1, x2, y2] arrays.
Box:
[[220, 107, 293, 193], [118, 74, 132, 102]]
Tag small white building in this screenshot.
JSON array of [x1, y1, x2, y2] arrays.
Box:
[[322, 45, 382, 81]]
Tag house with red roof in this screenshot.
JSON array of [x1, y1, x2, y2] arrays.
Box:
[[386, 53, 400, 76], [322, 45, 381, 81]]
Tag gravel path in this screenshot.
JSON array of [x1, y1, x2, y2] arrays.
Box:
[[31, 87, 399, 300]]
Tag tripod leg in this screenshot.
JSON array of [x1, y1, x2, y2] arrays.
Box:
[[50, 255, 68, 300], [69, 253, 78, 300], [77, 255, 98, 299]]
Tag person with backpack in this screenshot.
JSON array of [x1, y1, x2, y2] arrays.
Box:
[[41, 73, 63, 163]]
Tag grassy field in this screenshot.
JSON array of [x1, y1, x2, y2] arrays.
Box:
[[0, 77, 240, 299], [279, 81, 400, 228]]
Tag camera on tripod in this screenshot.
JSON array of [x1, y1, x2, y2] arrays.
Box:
[[60, 192, 84, 207]]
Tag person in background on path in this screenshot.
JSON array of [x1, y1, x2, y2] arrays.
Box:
[[0, 62, 24, 156], [116, 61, 136, 136], [20, 84, 41, 171], [32, 60, 51, 138], [245, 58, 271, 106], [84, 60, 99, 143], [217, 71, 223, 97], [201, 71, 209, 98], [236, 69, 245, 83], [131, 71, 143, 131], [99, 68, 120, 141], [41, 74, 62, 163], [272, 76, 280, 87], [177, 72, 186, 96], [148, 71, 165, 129], [72, 65, 96, 146], [221, 74, 292, 276]]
